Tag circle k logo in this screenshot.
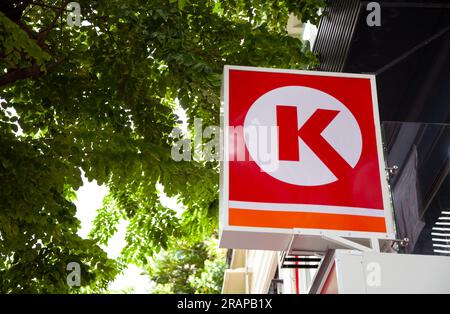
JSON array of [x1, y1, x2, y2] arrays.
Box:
[[224, 66, 391, 236], [244, 86, 362, 186]]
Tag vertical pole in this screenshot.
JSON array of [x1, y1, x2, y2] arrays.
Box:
[[295, 255, 300, 294], [245, 250, 250, 294]]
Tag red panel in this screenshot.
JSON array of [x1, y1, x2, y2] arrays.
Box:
[[228, 69, 383, 210]]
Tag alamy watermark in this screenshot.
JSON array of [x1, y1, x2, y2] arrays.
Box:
[[366, 261, 381, 287], [66, 261, 81, 288], [67, 2, 81, 27], [170, 118, 281, 172], [366, 2, 381, 27]]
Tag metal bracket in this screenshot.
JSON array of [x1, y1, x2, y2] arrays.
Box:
[[322, 235, 380, 252], [386, 165, 399, 175], [282, 231, 323, 268], [285, 230, 382, 253], [390, 237, 410, 251], [285, 230, 296, 253]]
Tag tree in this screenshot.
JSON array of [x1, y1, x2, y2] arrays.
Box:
[[0, 0, 324, 293], [149, 238, 226, 294]]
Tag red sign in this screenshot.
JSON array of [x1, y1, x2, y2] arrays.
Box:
[[221, 65, 394, 241]]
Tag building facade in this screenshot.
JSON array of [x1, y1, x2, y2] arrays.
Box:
[[222, 0, 450, 294]]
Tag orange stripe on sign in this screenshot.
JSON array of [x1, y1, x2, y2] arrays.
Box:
[[229, 208, 387, 233]]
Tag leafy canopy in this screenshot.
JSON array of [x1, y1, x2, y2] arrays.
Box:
[[0, 0, 323, 293], [150, 238, 226, 294]]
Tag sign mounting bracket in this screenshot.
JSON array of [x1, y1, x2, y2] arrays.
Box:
[[321, 235, 380, 252]]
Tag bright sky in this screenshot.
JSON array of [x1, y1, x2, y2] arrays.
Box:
[[74, 176, 154, 293], [74, 175, 186, 293]]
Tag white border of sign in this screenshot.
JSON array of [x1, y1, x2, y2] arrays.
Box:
[[220, 65, 396, 249]]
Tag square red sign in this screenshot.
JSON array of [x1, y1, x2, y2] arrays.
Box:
[[221, 65, 394, 238]]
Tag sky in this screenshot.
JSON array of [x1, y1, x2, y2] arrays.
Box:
[[74, 176, 154, 293], [74, 175, 187, 293]]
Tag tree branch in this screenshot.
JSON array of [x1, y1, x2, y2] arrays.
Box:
[[38, 0, 71, 42], [0, 61, 61, 88], [14, 18, 39, 40], [28, 1, 64, 11]]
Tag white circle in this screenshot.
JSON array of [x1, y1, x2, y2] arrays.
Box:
[[243, 86, 362, 186]]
